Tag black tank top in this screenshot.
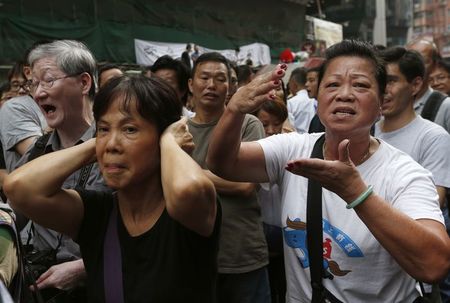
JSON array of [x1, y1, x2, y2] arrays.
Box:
[[76, 189, 220, 303]]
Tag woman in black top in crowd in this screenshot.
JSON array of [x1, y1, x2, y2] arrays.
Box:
[[5, 75, 220, 302]]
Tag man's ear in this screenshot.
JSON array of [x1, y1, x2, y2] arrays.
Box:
[[80, 72, 92, 95], [411, 76, 423, 98], [23, 66, 32, 80]]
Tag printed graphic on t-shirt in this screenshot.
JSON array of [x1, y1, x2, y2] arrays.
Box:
[[283, 217, 364, 278]]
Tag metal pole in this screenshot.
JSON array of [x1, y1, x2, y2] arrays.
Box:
[[316, 0, 324, 19]]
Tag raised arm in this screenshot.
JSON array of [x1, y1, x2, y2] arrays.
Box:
[[3, 139, 96, 239], [203, 169, 257, 197], [206, 64, 287, 183], [160, 118, 217, 237]]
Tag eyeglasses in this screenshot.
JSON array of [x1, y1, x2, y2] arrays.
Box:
[[429, 74, 449, 85], [29, 73, 82, 92], [9, 80, 32, 92]]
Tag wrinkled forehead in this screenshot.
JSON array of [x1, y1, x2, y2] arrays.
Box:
[[31, 57, 61, 75], [31, 56, 57, 68], [323, 56, 377, 79], [194, 61, 229, 77]]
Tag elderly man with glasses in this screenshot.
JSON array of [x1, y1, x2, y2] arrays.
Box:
[[6, 40, 109, 303]]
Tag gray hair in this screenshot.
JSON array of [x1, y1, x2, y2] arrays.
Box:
[[28, 40, 97, 98]]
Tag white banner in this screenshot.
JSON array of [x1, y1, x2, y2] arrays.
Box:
[[235, 43, 271, 66], [313, 18, 343, 48], [134, 39, 271, 67]]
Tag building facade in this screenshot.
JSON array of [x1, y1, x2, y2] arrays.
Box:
[[386, 0, 412, 47], [412, 0, 450, 57]]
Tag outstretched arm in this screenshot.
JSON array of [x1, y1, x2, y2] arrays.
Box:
[[3, 139, 96, 239], [207, 64, 287, 183], [203, 169, 256, 197], [161, 118, 216, 237], [286, 139, 450, 283]]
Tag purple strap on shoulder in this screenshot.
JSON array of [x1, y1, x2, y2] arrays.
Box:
[[103, 198, 124, 303]]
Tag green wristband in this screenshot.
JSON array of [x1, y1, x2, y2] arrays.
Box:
[[346, 185, 374, 209]]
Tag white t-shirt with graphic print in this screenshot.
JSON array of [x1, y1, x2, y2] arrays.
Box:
[[258, 132, 444, 303]]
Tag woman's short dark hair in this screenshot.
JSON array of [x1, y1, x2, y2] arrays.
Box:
[[93, 74, 182, 134], [259, 99, 288, 122], [318, 40, 387, 96]]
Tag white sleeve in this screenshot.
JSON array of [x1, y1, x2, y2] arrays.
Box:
[[387, 158, 444, 224], [257, 132, 317, 185], [434, 97, 450, 133], [418, 130, 450, 188]]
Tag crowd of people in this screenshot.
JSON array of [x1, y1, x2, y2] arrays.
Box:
[[0, 37, 447, 303]]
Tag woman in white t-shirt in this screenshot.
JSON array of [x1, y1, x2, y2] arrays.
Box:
[[206, 40, 450, 302]]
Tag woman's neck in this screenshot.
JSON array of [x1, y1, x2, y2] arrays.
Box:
[[117, 177, 165, 236], [324, 131, 376, 165]]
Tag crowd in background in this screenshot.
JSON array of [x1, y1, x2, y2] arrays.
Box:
[[0, 37, 447, 303]]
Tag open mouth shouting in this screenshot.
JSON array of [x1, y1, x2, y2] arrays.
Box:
[[41, 104, 57, 115], [333, 107, 356, 117]]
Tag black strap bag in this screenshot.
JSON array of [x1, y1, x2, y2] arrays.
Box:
[[306, 135, 343, 303]]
